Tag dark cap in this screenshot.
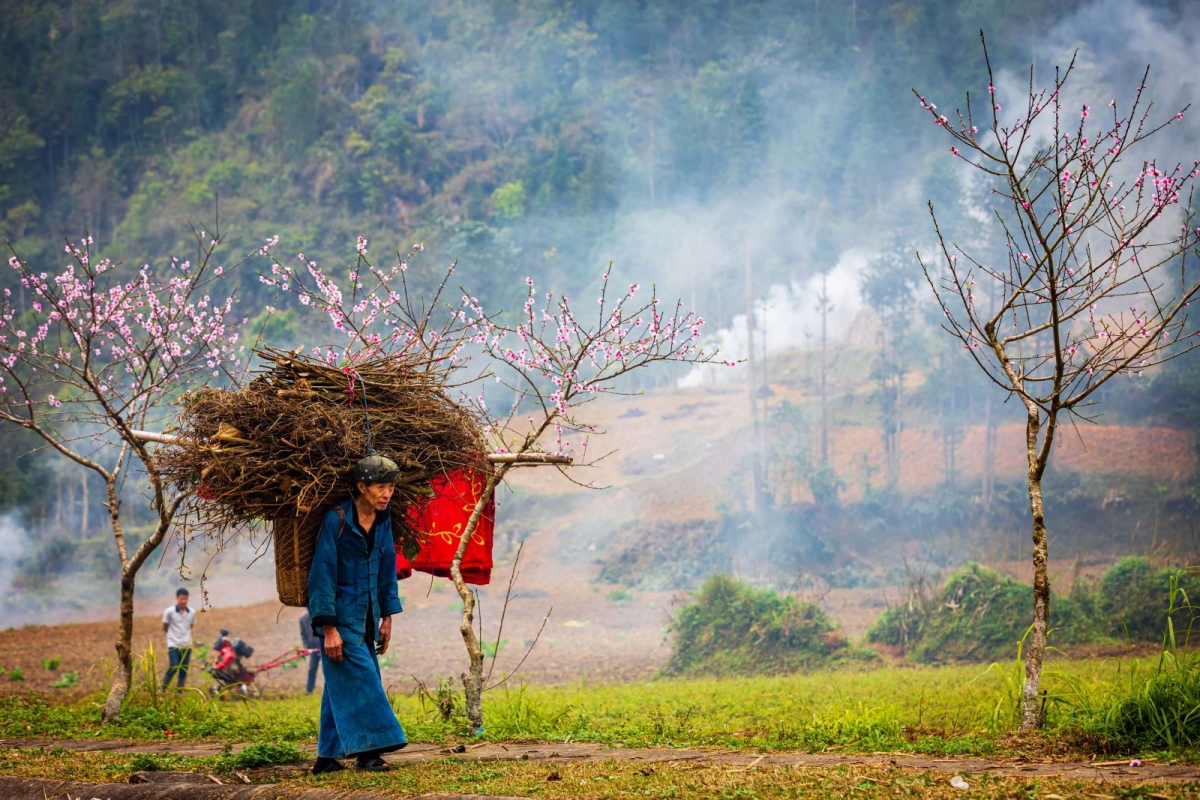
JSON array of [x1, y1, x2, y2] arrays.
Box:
[[353, 453, 401, 485]]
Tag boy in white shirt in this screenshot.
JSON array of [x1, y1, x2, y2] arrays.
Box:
[[161, 588, 196, 688]]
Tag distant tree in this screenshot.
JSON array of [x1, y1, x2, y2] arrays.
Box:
[[917, 37, 1200, 729], [0, 228, 252, 722], [861, 235, 920, 489]]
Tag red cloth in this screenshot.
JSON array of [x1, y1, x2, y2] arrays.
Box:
[[397, 468, 494, 585]]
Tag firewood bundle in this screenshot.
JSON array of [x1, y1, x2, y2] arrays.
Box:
[[158, 347, 488, 558]]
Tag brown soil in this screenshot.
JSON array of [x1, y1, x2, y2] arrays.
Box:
[[503, 385, 1197, 503], [0, 554, 675, 697]]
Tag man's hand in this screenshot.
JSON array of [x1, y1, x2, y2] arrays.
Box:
[[377, 616, 392, 655], [323, 626, 344, 662]]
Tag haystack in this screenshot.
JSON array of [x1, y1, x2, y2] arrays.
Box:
[[158, 347, 488, 604]]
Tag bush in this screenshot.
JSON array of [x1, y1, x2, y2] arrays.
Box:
[[910, 564, 1034, 663], [664, 575, 866, 677], [866, 604, 923, 648], [1100, 557, 1200, 643], [872, 563, 1107, 664], [865, 572, 936, 648]]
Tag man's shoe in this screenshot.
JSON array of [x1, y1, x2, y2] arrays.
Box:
[[355, 754, 389, 771], [312, 757, 345, 775]]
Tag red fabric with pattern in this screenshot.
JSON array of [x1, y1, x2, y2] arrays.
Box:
[[397, 468, 494, 586]]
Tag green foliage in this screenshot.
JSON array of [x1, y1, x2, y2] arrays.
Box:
[[491, 181, 526, 220], [41, 656, 61, 671], [605, 589, 634, 604], [1060, 649, 1200, 753], [0, 0, 1092, 324], [1057, 572, 1200, 752], [214, 741, 306, 772], [866, 602, 926, 649], [665, 575, 866, 677], [1099, 557, 1200, 643], [868, 563, 1109, 664], [9, 668, 23, 682], [908, 564, 1034, 664], [51, 672, 78, 689], [481, 639, 506, 659], [0, 690, 315, 742]]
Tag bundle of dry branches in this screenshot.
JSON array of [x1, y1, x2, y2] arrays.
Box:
[[158, 346, 488, 553]]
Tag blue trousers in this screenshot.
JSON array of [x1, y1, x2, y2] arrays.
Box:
[[306, 652, 320, 694], [162, 646, 191, 688], [317, 634, 406, 759]]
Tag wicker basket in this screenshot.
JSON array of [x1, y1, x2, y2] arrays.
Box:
[[272, 512, 320, 607]]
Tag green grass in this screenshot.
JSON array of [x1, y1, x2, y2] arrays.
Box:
[[0, 656, 1181, 758]]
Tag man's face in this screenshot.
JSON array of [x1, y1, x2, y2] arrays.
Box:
[[358, 482, 395, 511], [176, 593, 189, 610]]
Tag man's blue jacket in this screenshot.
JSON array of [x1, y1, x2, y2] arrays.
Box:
[[307, 496, 403, 640]]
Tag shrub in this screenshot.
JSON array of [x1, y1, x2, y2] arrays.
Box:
[[865, 571, 936, 648], [1100, 557, 1200, 643], [892, 563, 1104, 664], [664, 575, 864, 676], [910, 564, 1033, 664]]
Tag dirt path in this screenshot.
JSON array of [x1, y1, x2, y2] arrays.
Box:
[[0, 778, 527, 800], [0, 737, 1193, 785]]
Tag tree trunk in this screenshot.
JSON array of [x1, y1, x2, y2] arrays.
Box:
[[744, 250, 766, 519], [982, 393, 996, 515], [450, 469, 504, 732], [80, 470, 89, 533], [818, 273, 829, 466], [1021, 411, 1051, 730], [453, 578, 485, 731], [101, 570, 135, 723]]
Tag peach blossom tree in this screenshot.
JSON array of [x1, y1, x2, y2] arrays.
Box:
[[917, 37, 1200, 729], [0, 228, 255, 721]]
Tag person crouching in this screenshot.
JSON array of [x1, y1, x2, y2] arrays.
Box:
[[307, 454, 407, 774]]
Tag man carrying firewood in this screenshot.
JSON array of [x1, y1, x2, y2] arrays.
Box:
[[307, 454, 407, 774]]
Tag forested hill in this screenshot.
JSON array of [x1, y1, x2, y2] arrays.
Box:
[[4, 0, 1200, 612], [2, 0, 1132, 317]]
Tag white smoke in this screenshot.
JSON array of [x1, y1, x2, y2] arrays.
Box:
[[679, 247, 870, 387], [0, 514, 28, 621]]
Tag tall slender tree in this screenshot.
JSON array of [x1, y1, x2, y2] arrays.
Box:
[[917, 36, 1200, 728]]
